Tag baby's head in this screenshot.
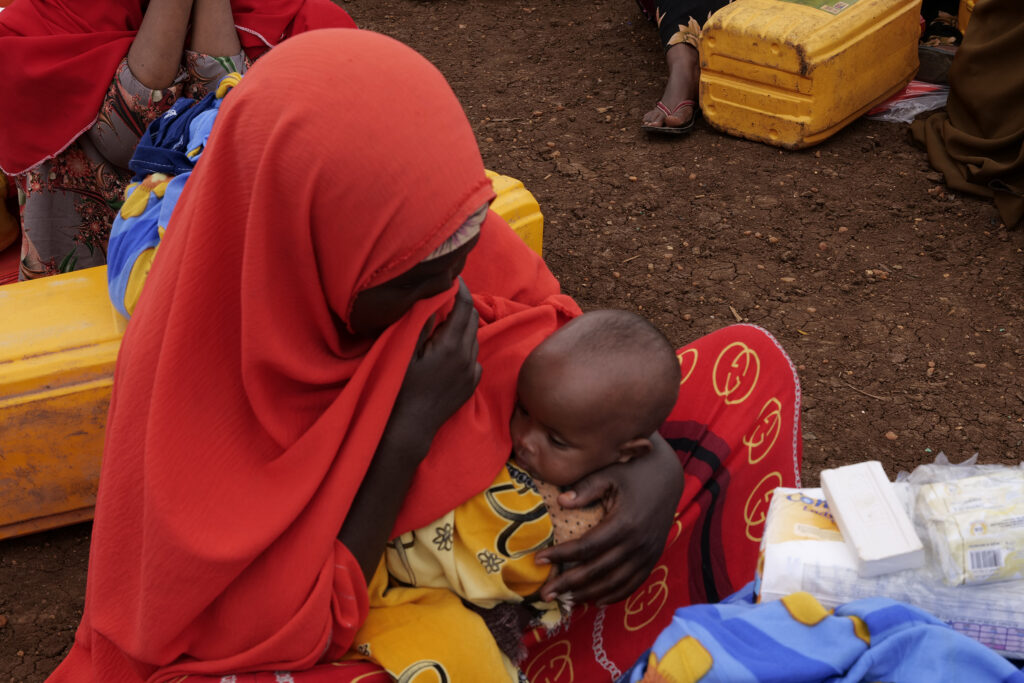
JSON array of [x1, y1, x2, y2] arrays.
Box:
[[510, 310, 682, 487]]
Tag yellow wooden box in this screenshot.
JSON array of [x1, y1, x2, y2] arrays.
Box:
[[0, 172, 542, 540], [699, 0, 921, 149]]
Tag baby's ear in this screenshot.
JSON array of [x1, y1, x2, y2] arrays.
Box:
[[617, 436, 653, 463]]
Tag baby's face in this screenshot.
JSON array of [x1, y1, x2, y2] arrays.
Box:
[[510, 352, 642, 487]]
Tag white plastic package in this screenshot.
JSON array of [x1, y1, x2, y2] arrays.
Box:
[[757, 453, 1024, 660], [917, 469, 1024, 586]]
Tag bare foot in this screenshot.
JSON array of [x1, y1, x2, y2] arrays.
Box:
[[642, 43, 700, 129]]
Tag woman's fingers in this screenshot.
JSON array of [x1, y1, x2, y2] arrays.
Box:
[[555, 469, 614, 509], [394, 281, 481, 435], [433, 279, 476, 344], [415, 279, 480, 400], [566, 556, 646, 606], [414, 314, 436, 356], [538, 525, 657, 605], [535, 514, 620, 575], [538, 535, 631, 602]]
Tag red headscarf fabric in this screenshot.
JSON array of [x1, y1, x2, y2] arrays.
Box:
[[0, 0, 356, 175], [48, 29, 579, 682]]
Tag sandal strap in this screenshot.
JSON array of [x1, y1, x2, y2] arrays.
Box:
[[656, 100, 696, 117], [668, 99, 696, 114]]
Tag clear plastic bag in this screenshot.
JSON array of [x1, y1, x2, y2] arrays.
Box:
[[898, 454, 1024, 587], [756, 455, 1024, 659], [865, 80, 950, 123]]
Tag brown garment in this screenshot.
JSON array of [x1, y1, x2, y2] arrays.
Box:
[[910, 0, 1024, 228]]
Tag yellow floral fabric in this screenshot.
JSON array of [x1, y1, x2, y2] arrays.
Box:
[[350, 463, 560, 682]]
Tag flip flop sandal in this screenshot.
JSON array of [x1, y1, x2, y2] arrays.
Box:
[[643, 99, 697, 136]]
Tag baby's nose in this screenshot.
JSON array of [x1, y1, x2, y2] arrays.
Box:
[[514, 432, 535, 455]]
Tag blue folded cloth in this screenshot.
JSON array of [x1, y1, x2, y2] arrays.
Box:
[[108, 74, 235, 317], [129, 88, 223, 181], [617, 583, 1024, 683]]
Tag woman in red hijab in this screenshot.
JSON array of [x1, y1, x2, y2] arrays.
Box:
[[0, 0, 354, 280], [48, 28, 801, 683]]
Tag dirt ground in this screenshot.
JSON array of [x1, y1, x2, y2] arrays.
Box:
[[3, 0, 1023, 680]]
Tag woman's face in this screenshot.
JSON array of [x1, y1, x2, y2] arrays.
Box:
[[348, 234, 480, 338]]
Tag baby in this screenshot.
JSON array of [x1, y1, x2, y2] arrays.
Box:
[[352, 309, 682, 682], [509, 307, 682, 502]]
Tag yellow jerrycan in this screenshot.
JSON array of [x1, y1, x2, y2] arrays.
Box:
[[699, 0, 922, 149], [958, 0, 974, 34]]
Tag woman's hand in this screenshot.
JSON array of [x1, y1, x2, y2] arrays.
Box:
[[340, 279, 481, 580], [390, 279, 482, 443], [534, 432, 684, 605]]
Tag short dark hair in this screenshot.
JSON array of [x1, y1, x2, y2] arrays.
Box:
[[537, 309, 681, 432]]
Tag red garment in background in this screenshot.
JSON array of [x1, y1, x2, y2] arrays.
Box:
[[0, 0, 356, 175], [47, 30, 577, 682]]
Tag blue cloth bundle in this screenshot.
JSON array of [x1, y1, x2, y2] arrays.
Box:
[[618, 583, 1024, 683]]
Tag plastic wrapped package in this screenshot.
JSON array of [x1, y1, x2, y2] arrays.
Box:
[[917, 469, 1024, 586], [865, 80, 950, 123], [756, 456, 1024, 660]]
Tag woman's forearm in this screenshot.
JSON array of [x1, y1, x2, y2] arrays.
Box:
[[190, 0, 241, 57], [341, 283, 482, 580], [127, 0, 194, 90], [338, 420, 430, 581]]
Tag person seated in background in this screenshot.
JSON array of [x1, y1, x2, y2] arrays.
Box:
[[635, 0, 731, 135], [354, 309, 682, 681], [911, 0, 1023, 230], [0, 0, 355, 280]]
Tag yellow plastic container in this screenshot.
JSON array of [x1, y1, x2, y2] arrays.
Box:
[[0, 172, 543, 541], [699, 0, 921, 149], [0, 266, 124, 540], [958, 0, 974, 34], [486, 171, 543, 257]]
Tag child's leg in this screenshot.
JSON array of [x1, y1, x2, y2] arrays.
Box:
[[350, 563, 520, 682]]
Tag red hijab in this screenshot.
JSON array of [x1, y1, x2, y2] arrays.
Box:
[[49, 29, 579, 682], [0, 0, 356, 175]]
